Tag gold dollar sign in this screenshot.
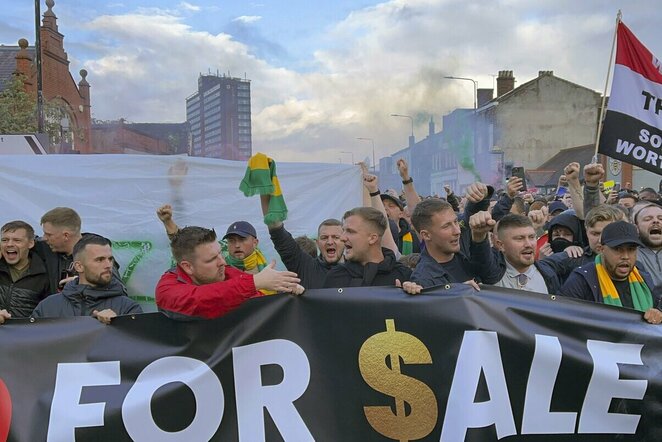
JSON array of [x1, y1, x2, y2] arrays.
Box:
[[358, 319, 437, 441]]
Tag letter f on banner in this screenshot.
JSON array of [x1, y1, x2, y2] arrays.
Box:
[[47, 362, 121, 442]]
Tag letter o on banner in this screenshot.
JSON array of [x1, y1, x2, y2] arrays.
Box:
[[122, 356, 224, 441]]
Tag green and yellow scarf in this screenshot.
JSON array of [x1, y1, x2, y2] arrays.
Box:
[[401, 231, 413, 255], [595, 254, 653, 312], [225, 248, 268, 272], [225, 248, 275, 295], [239, 153, 288, 224]]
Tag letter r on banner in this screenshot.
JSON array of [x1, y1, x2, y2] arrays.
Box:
[[47, 362, 121, 442], [233, 339, 313, 441]]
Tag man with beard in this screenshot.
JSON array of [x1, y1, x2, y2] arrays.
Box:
[[0, 221, 50, 317], [156, 226, 304, 319], [561, 221, 662, 324], [493, 214, 568, 294], [322, 207, 411, 287], [32, 235, 141, 324], [36, 207, 123, 293], [634, 204, 662, 294]]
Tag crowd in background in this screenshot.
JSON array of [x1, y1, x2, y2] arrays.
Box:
[[1, 157, 662, 325]]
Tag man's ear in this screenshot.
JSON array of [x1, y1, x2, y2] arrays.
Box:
[[179, 260, 194, 276], [493, 236, 505, 252], [28, 239, 35, 250], [419, 229, 431, 241], [73, 260, 84, 273], [368, 232, 379, 246]]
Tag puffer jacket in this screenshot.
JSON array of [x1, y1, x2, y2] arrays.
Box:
[[32, 277, 142, 318], [0, 252, 50, 318]]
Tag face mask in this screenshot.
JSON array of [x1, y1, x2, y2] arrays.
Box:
[[550, 237, 572, 253]]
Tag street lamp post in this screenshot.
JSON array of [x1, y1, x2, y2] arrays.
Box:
[[356, 137, 376, 172], [390, 114, 415, 147], [341, 151, 354, 164], [444, 76, 477, 110]]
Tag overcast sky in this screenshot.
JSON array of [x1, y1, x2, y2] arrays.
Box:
[[2, 1, 660, 164]]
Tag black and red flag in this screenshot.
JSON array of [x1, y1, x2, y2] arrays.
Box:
[[598, 22, 662, 175]]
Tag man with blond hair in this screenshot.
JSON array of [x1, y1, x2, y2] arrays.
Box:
[[35, 207, 122, 292], [0, 221, 50, 317]]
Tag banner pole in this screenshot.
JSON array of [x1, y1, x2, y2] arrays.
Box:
[[593, 10, 622, 163]]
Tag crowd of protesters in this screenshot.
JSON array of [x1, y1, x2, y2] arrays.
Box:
[[1, 157, 662, 325]]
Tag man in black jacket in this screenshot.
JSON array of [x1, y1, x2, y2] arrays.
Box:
[[410, 198, 504, 288], [32, 234, 141, 324], [0, 221, 50, 317], [35, 207, 123, 293], [323, 207, 411, 287]]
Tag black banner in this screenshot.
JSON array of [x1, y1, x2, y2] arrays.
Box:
[[1, 286, 662, 441], [598, 111, 662, 176]]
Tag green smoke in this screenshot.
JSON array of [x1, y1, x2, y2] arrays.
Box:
[[453, 117, 481, 181]]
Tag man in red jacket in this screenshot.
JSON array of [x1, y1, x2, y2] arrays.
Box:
[[155, 226, 303, 319]]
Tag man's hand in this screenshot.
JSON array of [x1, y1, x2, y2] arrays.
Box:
[[563, 162, 580, 185], [397, 158, 410, 181], [583, 163, 605, 187], [443, 184, 453, 195], [606, 190, 618, 205], [465, 182, 488, 203], [58, 275, 78, 288], [156, 204, 179, 235], [253, 261, 302, 292], [522, 193, 534, 204], [564, 245, 584, 258], [92, 309, 117, 325], [558, 174, 569, 188], [506, 176, 524, 199], [528, 206, 548, 230], [156, 204, 173, 223], [0, 309, 10, 325], [463, 279, 481, 291], [363, 173, 379, 194], [644, 308, 662, 324], [469, 210, 496, 242], [396, 279, 423, 295], [539, 242, 553, 258]]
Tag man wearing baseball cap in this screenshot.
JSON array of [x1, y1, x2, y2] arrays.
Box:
[[380, 192, 420, 256], [561, 220, 662, 324], [222, 221, 268, 275]]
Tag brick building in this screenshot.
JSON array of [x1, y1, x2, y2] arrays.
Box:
[[0, 0, 91, 153], [90, 121, 190, 155]]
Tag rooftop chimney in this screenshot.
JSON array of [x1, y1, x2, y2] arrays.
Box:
[[538, 70, 554, 77], [496, 70, 515, 97], [477, 88, 494, 108]]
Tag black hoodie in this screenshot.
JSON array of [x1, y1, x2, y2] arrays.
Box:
[[32, 278, 142, 318]]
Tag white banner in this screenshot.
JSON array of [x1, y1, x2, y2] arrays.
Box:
[[0, 154, 362, 308]]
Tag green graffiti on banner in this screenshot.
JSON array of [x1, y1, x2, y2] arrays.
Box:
[[112, 241, 153, 283]]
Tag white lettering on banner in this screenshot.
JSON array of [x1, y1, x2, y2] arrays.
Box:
[[440, 331, 517, 442], [521, 335, 577, 434], [232, 339, 314, 442], [639, 128, 662, 148], [41, 335, 649, 439], [615, 138, 662, 168], [579, 341, 647, 434], [122, 357, 224, 441], [47, 362, 121, 442]]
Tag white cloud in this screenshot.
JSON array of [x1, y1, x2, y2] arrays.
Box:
[[233, 15, 262, 24], [75, 0, 661, 164], [179, 2, 201, 12]]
